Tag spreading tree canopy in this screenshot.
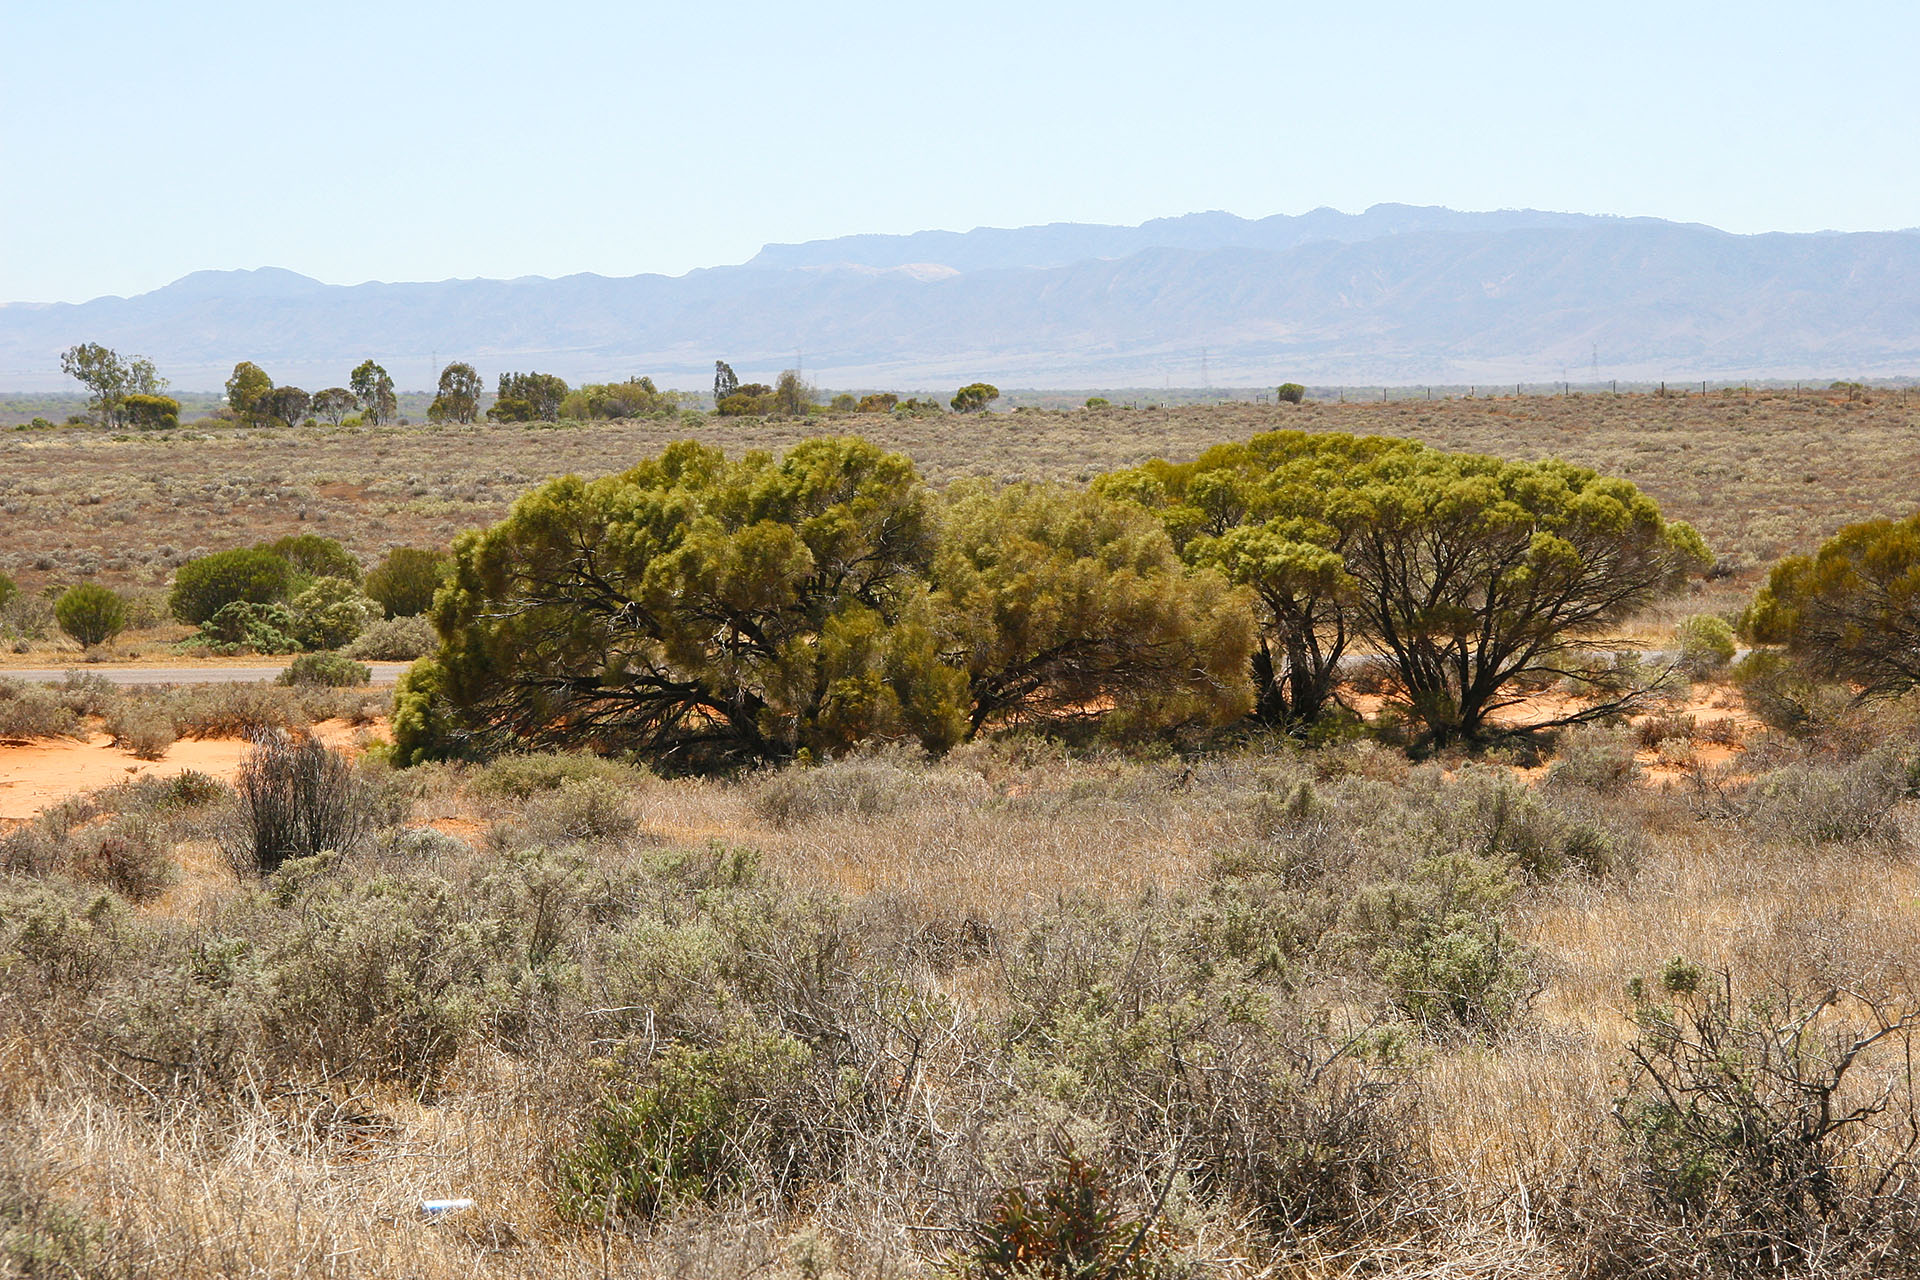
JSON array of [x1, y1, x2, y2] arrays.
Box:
[[403, 438, 965, 770], [1107, 431, 1709, 744]]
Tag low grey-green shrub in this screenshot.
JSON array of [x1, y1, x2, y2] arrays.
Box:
[[343, 614, 436, 661]]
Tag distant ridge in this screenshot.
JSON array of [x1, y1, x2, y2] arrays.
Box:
[[3, 205, 1916, 390]]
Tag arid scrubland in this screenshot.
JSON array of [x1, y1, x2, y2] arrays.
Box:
[[2, 390, 1916, 617], [3, 393, 1920, 1278]]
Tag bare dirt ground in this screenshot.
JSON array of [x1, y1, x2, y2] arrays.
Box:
[[0, 718, 383, 820]]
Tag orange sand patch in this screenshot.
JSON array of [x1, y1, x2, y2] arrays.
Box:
[[0, 719, 388, 821]]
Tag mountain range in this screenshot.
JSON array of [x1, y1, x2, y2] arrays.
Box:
[[4, 204, 1917, 392]]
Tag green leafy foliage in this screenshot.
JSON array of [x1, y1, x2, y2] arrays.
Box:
[[225, 361, 273, 425], [935, 481, 1254, 739], [1106, 430, 1709, 743], [348, 360, 397, 425], [410, 437, 966, 770], [122, 393, 179, 430], [951, 382, 1000, 413], [1675, 614, 1737, 676], [1744, 509, 1920, 698], [197, 600, 301, 655], [558, 376, 676, 420], [60, 343, 165, 428], [1276, 382, 1306, 404], [277, 652, 372, 688], [54, 584, 128, 647], [288, 577, 381, 651], [362, 547, 450, 617], [267, 534, 360, 584], [170, 548, 296, 624], [488, 371, 569, 422], [428, 362, 482, 423], [554, 1025, 813, 1222], [310, 387, 356, 426]]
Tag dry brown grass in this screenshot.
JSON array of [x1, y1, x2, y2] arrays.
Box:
[[4, 390, 1915, 611]]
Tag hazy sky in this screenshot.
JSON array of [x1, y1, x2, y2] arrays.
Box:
[[4, 0, 1917, 303]]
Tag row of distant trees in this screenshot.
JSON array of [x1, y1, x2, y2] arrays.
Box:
[[59, 343, 1006, 428]]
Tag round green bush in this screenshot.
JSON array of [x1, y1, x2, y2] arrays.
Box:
[[1675, 614, 1737, 675], [55, 583, 129, 647], [278, 651, 372, 688], [170, 548, 295, 624], [363, 547, 451, 618]]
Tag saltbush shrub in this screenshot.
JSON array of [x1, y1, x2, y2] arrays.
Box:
[[343, 614, 437, 660], [278, 651, 371, 688]]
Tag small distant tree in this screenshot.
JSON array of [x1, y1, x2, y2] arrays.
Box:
[[488, 371, 569, 422], [260, 385, 311, 428], [713, 360, 739, 407], [830, 392, 857, 412], [123, 393, 180, 430], [349, 360, 397, 425], [773, 369, 813, 417], [60, 343, 165, 427], [56, 584, 128, 647], [951, 382, 999, 413], [226, 361, 274, 425], [429, 362, 483, 423], [311, 387, 357, 426], [1277, 382, 1307, 404], [857, 392, 898, 413], [1085, 396, 1110, 409], [716, 383, 774, 416]]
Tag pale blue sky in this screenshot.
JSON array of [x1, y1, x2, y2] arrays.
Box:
[[4, 0, 1916, 303]]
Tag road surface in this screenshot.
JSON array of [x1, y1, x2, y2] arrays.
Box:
[[3, 662, 412, 686]]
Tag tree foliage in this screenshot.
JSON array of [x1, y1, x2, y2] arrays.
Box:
[[1276, 382, 1307, 404], [123, 393, 180, 430], [713, 360, 739, 407], [226, 361, 274, 426], [311, 387, 357, 426], [772, 369, 813, 417], [934, 481, 1253, 738], [170, 548, 297, 624], [489, 371, 570, 422], [560, 377, 676, 420], [429, 362, 483, 423], [1106, 431, 1709, 743], [267, 534, 360, 584], [407, 438, 965, 771], [260, 385, 311, 428], [364, 547, 451, 617], [60, 343, 165, 427], [951, 382, 1000, 414], [55, 584, 128, 647], [349, 360, 397, 425], [1744, 510, 1920, 698]]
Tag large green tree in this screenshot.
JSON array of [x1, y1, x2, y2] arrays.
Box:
[[1108, 431, 1709, 745], [226, 361, 274, 426], [429, 362, 483, 423], [402, 438, 966, 770], [1744, 510, 1920, 698], [61, 343, 165, 427], [933, 481, 1253, 738], [349, 360, 397, 425], [488, 371, 569, 422]]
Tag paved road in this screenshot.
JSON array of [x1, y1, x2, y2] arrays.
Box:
[[3, 662, 412, 686]]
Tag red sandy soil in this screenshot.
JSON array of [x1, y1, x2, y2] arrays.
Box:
[[0, 720, 384, 821]]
